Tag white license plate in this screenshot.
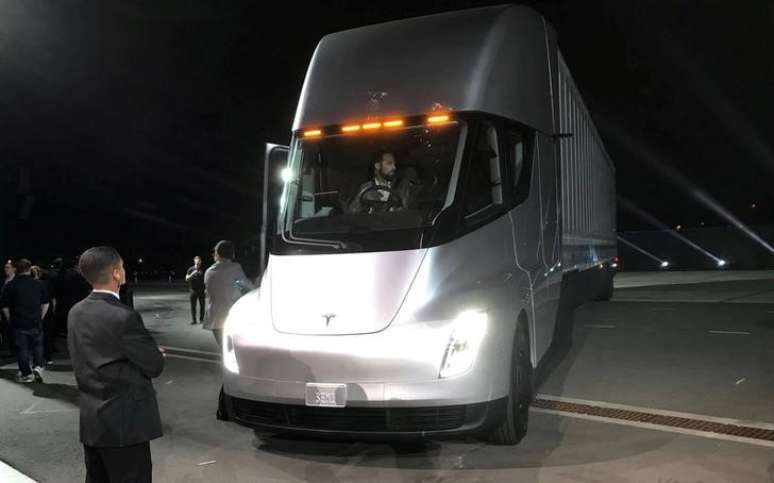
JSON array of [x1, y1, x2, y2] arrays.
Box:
[[305, 383, 347, 408]]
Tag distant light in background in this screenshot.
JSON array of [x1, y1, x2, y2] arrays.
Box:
[[617, 235, 670, 269], [603, 116, 774, 258], [718, 259, 728, 268], [619, 196, 726, 266], [676, 225, 682, 231], [751, 203, 757, 209]]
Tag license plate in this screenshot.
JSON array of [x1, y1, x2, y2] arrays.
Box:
[[305, 383, 347, 408]]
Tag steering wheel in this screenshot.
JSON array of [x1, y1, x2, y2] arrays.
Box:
[[357, 184, 405, 212]]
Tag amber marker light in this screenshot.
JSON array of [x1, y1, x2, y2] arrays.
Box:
[[427, 114, 450, 124], [383, 119, 404, 128]]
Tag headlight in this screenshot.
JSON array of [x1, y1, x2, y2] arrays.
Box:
[[439, 310, 488, 379]]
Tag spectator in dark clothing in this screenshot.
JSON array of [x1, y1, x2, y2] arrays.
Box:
[[119, 280, 135, 308], [1, 258, 49, 383], [69, 246, 165, 483], [1, 259, 16, 356], [32, 265, 57, 363], [54, 257, 91, 336], [185, 256, 205, 325]]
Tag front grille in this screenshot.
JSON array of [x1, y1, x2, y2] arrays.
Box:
[[232, 398, 467, 432]]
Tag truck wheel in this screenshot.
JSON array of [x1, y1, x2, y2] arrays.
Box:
[[489, 321, 533, 445], [595, 267, 614, 302]]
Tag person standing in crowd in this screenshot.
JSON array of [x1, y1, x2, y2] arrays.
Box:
[[2, 260, 15, 286], [203, 241, 253, 347], [0, 259, 49, 383], [185, 256, 205, 325], [68, 246, 165, 483], [1, 259, 17, 356], [32, 265, 57, 363], [54, 257, 91, 336]]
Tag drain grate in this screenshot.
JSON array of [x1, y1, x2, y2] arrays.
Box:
[[533, 399, 774, 442]]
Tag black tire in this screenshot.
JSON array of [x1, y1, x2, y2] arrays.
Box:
[[489, 321, 533, 445], [594, 267, 614, 302]]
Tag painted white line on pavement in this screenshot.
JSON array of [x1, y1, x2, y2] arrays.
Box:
[[708, 330, 751, 336], [584, 324, 616, 329], [531, 408, 774, 449], [536, 394, 774, 431], [165, 353, 220, 364], [160, 346, 220, 357], [0, 460, 37, 483], [20, 401, 73, 415]]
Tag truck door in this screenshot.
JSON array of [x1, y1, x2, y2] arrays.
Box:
[[259, 143, 289, 280]]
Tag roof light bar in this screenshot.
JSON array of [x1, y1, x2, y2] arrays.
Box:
[[427, 114, 450, 124]]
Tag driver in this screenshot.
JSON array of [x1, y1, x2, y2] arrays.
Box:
[[349, 150, 410, 213]]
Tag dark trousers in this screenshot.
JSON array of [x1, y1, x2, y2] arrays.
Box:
[[56, 304, 71, 336], [15, 329, 44, 376], [84, 442, 152, 483], [1, 317, 15, 355], [43, 313, 57, 361], [189, 290, 205, 322]]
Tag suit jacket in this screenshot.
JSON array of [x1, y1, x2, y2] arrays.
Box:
[[67, 292, 165, 447], [203, 260, 253, 331]]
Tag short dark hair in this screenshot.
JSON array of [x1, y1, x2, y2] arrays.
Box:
[[79, 246, 122, 285], [13, 258, 32, 273], [214, 240, 235, 260]]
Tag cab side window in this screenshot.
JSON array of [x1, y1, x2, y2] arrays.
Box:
[[464, 122, 503, 218]]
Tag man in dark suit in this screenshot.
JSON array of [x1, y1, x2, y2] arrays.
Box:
[[68, 246, 165, 483]]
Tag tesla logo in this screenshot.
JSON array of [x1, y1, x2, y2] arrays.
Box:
[[322, 314, 336, 326]]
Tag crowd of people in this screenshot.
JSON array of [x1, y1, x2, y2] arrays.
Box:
[[0, 256, 92, 381], [2, 240, 254, 481]]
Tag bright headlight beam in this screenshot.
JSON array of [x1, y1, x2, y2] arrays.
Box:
[[439, 310, 488, 379]]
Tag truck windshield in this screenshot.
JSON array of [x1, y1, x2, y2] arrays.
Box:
[[273, 121, 464, 254]]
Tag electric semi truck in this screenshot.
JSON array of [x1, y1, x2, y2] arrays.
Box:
[[220, 4, 616, 445]]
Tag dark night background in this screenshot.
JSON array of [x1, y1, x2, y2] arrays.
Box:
[[1, 0, 772, 275]]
